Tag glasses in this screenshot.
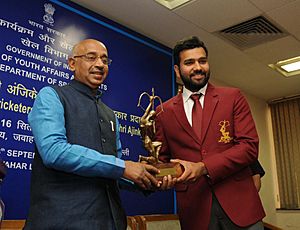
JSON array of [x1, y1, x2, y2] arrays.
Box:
[[73, 53, 112, 65]]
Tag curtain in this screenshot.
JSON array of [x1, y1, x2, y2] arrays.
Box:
[[270, 97, 300, 209]]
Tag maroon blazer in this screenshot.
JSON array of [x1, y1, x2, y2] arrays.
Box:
[[155, 83, 265, 230]]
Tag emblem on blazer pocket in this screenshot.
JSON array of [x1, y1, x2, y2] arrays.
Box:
[[218, 120, 233, 143]]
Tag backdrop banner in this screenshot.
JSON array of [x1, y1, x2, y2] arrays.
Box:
[[0, 0, 174, 219]]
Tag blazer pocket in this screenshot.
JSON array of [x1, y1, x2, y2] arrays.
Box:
[[175, 183, 188, 192]]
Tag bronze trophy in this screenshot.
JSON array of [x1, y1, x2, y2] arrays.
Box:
[[137, 88, 183, 181]]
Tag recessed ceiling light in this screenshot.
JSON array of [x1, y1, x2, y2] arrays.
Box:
[[268, 56, 300, 77], [154, 0, 192, 10], [280, 61, 300, 72]]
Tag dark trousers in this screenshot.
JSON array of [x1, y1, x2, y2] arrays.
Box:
[[209, 194, 264, 230]]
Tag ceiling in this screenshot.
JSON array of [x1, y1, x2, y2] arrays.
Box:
[[70, 0, 300, 101]]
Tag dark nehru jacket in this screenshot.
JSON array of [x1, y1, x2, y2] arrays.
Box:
[[25, 80, 126, 230]]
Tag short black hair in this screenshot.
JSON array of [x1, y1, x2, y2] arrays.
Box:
[[173, 36, 208, 66]]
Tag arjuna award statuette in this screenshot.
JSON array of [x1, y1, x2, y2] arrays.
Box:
[[137, 88, 183, 180]]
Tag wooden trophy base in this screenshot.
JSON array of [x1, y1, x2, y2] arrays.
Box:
[[153, 162, 184, 181], [138, 155, 184, 181]]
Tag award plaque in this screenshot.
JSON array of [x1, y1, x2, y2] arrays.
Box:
[[137, 88, 183, 180]]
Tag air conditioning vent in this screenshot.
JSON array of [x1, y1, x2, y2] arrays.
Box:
[[215, 16, 288, 50]]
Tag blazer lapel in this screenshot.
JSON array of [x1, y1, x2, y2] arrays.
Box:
[[172, 94, 202, 145], [201, 84, 219, 145]]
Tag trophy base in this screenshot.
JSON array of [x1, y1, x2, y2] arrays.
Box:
[[138, 155, 184, 181], [153, 162, 184, 181]]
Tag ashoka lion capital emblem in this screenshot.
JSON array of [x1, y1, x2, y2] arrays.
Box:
[[43, 3, 55, 26]]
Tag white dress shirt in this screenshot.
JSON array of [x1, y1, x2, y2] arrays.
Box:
[[181, 84, 208, 126]]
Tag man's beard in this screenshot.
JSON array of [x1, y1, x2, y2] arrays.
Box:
[[180, 70, 210, 92]]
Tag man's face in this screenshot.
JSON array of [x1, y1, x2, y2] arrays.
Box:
[[174, 47, 210, 92], [68, 40, 109, 89]]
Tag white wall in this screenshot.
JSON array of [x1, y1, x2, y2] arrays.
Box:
[[211, 78, 300, 230]]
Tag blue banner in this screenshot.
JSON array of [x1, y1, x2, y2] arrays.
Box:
[[0, 0, 174, 219]]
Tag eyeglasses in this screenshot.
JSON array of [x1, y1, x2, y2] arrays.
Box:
[[73, 53, 112, 65]]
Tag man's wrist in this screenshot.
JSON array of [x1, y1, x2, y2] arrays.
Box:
[[202, 163, 208, 175], [199, 162, 208, 176]]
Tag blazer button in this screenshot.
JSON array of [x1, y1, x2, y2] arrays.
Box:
[[201, 150, 206, 155], [101, 138, 106, 143]]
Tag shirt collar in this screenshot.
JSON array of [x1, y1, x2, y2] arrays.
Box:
[[182, 84, 208, 103]]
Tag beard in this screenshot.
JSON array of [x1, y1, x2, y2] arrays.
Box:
[[180, 69, 210, 92]]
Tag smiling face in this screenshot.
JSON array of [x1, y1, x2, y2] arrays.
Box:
[[174, 47, 210, 92], [68, 39, 109, 89]]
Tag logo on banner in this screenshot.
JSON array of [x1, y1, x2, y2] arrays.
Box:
[[43, 3, 55, 26]]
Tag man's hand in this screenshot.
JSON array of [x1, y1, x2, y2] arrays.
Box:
[[252, 174, 261, 191], [171, 159, 207, 183], [123, 161, 161, 190], [159, 175, 177, 190]]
